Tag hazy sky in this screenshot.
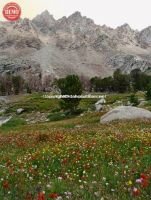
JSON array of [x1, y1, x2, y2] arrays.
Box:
[[0, 0, 151, 30]]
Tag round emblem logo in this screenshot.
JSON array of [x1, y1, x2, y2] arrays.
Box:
[[3, 2, 21, 21]]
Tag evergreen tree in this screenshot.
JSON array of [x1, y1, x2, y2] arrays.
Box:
[[113, 69, 130, 93], [0, 82, 6, 96], [57, 75, 83, 112], [12, 76, 24, 95], [146, 82, 151, 100]]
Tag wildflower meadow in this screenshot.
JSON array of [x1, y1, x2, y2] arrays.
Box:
[[0, 111, 150, 200]]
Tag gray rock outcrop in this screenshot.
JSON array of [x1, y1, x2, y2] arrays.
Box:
[[100, 106, 151, 123]]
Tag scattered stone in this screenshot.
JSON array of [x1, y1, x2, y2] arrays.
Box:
[[17, 108, 25, 114], [139, 100, 147, 106], [75, 125, 84, 128], [100, 106, 151, 123], [126, 101, 131, 106], [95, 96, 106, 111], [0, 116, 12, 126], [0, 96, 8, 104], [116, 100, 122, 104], [25, 112, 49, 124], [95, 103, 103, 112], [0, 109, 5, 114]]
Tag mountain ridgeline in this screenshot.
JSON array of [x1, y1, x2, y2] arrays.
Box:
[[0, 10, 151, 80]]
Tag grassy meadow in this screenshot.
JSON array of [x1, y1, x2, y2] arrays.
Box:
[[0, 93, 150, 200]]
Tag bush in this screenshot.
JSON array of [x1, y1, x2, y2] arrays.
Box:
[[47, 112, 67, 122], [129, 94, 139, 106], [146, 83, 151, 100]]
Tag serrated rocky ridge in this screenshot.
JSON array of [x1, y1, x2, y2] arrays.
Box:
[[0, 10, 151, 79]]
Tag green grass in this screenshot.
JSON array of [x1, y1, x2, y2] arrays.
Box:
[[105, 92, 145, 105], [79, 98, 97, 111], [47, 109, 84, 122], [4, 92, 146, 116], [143, 100, 151, 111], [5, 93, 60, 114], [0, 117, 26, 131]]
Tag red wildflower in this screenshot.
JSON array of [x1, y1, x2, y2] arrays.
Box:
[[37, 192, 45, 200], [49, 193, 58, 199], [140, 173, 150, 188], [132, 187, 141, 197], [141, 179, 149, 188], [25, 192, 33, 200], [6, 159, 11, 167], [2, 180, 9, 189], [62, 158, 68, 165], [140, 173, 149, 180]]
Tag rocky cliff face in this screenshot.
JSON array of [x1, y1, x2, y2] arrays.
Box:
[[138, 26, 151, 47], [0, 10, 151, 79]]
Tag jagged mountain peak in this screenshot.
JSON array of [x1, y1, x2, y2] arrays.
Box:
[[11, 18, 37, 34], [0, 11, 151, 79], [140, 26, 151, 35], [67, 11, 94, 25], [119, 23, 131, 28], [142, 26, 151, 30], [116, 23, 133, 32], [69, 11, 82, 17], [32, 10, 56, 31], [41, 10, 51, 17], [138, 26, 151, 47], [33, 10, 55, 20]]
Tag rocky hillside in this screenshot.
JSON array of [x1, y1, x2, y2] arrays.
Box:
[[0, 10, 151, 79]]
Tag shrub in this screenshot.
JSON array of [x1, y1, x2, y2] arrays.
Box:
[[146, 83, 151, 100], [47, 112, 67, 122], [129, 94, 139, 106]]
